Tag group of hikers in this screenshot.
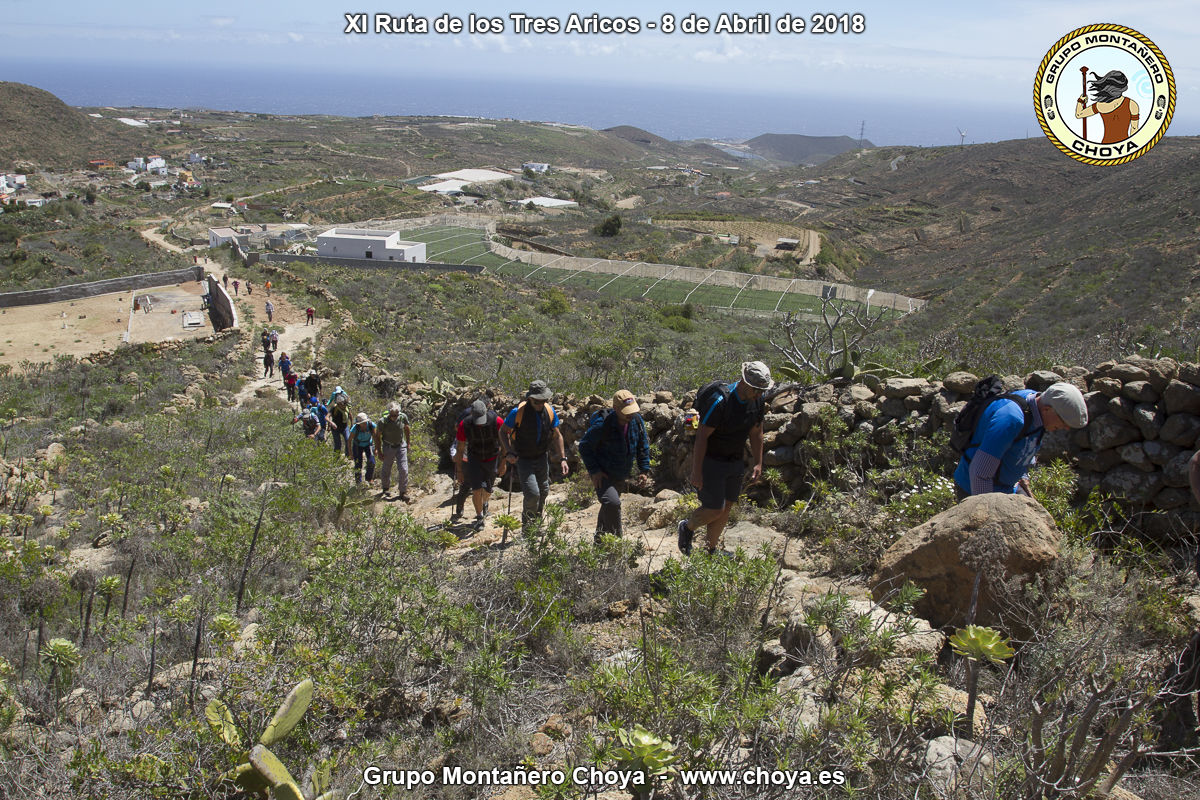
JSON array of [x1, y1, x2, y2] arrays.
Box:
[[278, 356, 1111, 551]]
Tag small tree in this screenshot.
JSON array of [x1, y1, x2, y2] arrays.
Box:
[[593, 214, 622, 237], [771, 296, 886, 382]]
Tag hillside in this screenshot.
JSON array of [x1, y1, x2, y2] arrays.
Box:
[[0, 82, 149, 167], [746, 132, 871, 164], [787, 136, 1200, 360]]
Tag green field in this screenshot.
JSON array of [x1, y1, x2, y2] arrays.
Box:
[[399, 225, 884, 315]]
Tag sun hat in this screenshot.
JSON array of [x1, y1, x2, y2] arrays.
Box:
[[526, 380, 553, 400], [741, 360, 774, 391]]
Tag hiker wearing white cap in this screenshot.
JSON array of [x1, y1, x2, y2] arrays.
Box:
[[348, 412, 376, 484], [454, 399, 506, 530], [579, 390, 651, 543], [678, 361, 772, 556], [954, 381, 1088, 497], [374, 402, 412, 500]]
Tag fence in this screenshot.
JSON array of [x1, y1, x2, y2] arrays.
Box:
[[260, 254, 484, 274]]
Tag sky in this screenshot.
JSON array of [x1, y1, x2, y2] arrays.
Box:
[[2, 1, 1196, 145]]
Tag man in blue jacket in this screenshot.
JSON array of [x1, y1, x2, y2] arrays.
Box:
[[954, 382, 1088, 497], [579, 389, 652, 543]]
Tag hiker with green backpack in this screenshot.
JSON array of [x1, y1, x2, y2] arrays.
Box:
[[677, 361, 772, 556], [502, 380, 568, 532], [951, 378, 1088, 499], [578, 390, 652, 544]]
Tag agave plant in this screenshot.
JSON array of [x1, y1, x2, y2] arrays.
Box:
[[611, 725, 678, 800]]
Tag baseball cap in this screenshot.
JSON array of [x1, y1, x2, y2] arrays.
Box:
[[355, 412, 369, 424], [470, 399, 490, 425], [612, 390, 640, 418], [1041, 382, 1088, 428], [741, 360, 774, 391]]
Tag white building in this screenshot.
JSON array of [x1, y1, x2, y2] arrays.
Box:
[[523, 162, 550, 173], [316, 228, 426, 262], [208, 227, 244, 248]]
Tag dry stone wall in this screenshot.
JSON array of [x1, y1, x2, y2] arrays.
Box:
[[395, 355, 1200, 533]]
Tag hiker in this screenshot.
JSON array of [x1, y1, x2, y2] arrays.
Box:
[[269, 330, 278, 351], [348, 412, 376, 484], [375, 403, 411, 500], [246, 280, 253, 296], [329, 385, 349, 406], [502, 380, 568, 531], [262, 348, 275, 379], [953, 381, 1088, 498], [306, 306, 315, 325], [265, 300, 274, 323], [294, 408, 320, 440], [579, 390, 652, 543], [308, 396, 329, 442], [261, 329, 271, 352], [454, 399, 506, 530], [677, 361, 771, 556], [232, 279, 239, 296], [297, 377, 310, 408], [284, 370, 298, 402], [304, 369, 322, 399], [265, 279, 272, 297], [222, 274, 228, 290], [278, 350, 292, 377], [449, 405, 473, 521], [329, 393, 352, 457]]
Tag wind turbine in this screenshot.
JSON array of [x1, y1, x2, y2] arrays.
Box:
[[957, 128, 967, 148]]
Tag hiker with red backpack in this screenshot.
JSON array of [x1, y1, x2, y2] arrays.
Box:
[[951, 379, 1088, 499], [579, 390, 652, 544], [502, 380, 568, 532], [677, 361, 772, 557]]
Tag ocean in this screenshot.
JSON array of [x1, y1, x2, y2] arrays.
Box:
[[2, 59, 1040, 147]]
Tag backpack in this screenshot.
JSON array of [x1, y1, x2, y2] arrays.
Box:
[[950, 376, 1035, 454], [693, 380, 732, 423], [330, 388, 350, 406]]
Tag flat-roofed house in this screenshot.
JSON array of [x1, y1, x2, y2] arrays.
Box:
[[316, 228, 427, 262]]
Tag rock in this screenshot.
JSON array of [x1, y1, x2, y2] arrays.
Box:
[[540, 713, 572, 740], [943, 372, 979, 395], [870, 494, 1061, 629], [1143, 440, 1182, 467], [1122, 381, 1159, 404], [1000, 375, 1025, 392], [924, 736, 995, 796], [845, 384, 876, 402], [653, 390, 673, 404], [843, 599, 946, 661], [61, 688, 103, 727], [1025, 370, 1062, 390], [1132, 403, 1164, 441], [529, 732, 554, 757], [881, 378, 928, 399], [780, 614, 837, 666], [1154, 488, 1192, 511], [1116, 443, 1154, 472], [765, 445, 794, 467], [653, 489, 680, 503], [762, 413, 790, 433], [1075, 448, 1124, 473], [1092, 377, 1123, 398], [234, 623, 259, 656], [756, 639, 789, 676], [1164, 380, 1200, 415], [1106, 363, 1151, 383], [1100, 466, 1165, 504], [1088, 416, 1141, 451], [1163, 451, 1194, 488], [1160, 414, 1200, 446], [1106, 396, 1135, 423], [1126, 356, 1178, 392], [1179, 363, 1200, 388], [642, 501, 678, 530]]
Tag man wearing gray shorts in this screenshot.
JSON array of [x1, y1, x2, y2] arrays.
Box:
[[677, 361, 771, 556]]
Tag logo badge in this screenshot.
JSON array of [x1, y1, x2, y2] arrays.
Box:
[[1034, 24, 1175, 165]]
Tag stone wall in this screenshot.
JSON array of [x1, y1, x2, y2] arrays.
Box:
[[205, 275, 236, 331], [0, 266, 204, 309], [412, 355, 1200, 532]]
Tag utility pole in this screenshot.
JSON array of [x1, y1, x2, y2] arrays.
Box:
[[858, 120, 866, 150]]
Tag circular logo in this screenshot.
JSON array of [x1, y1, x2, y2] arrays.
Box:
[[1034, 24, 1175, 165]]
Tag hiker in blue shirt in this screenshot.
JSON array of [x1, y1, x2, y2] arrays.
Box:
[[502, 380, 567, 532], [954, 382, 1088, 497], [677, 361, 771, 556], [348, 412, 377, 484], [578, 390, 652, 543]]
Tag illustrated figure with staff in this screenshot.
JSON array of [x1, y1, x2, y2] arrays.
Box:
[[1075, 67, 1140, 144]]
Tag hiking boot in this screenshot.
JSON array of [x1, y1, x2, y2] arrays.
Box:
[[473, 514, 486, 531], [677, 520, 693, 556]]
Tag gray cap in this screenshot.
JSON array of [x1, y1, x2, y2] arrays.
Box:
[[1041, 382, 1088, 428], [387, 402, 401, 415], [741, 360, 774, 391], [471, 399, 490, 425], [526, 380, 553, 400]]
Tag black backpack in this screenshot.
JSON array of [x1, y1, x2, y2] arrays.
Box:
[[694, 380, 731, 423], [950, 376, 1035, 454]]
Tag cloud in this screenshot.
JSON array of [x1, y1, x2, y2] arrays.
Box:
[[288, 32, 304, 43], [209, 17, 235, 28], [692, 34, 748, 64]]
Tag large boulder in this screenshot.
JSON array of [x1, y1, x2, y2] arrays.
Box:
[[870, 494, 1061, 629]]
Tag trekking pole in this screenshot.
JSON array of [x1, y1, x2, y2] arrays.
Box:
[[1080, 66, 1089, 141], [503, 465, 513, 546]]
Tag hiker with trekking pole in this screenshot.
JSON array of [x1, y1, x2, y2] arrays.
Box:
[[579, 390, 652, 544], [502, 380, 568, 534], [452, 399, 507, 531]]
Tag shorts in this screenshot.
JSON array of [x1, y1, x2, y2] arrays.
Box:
[[466, 458, 499, 492], [698, 456, 745, 510]]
